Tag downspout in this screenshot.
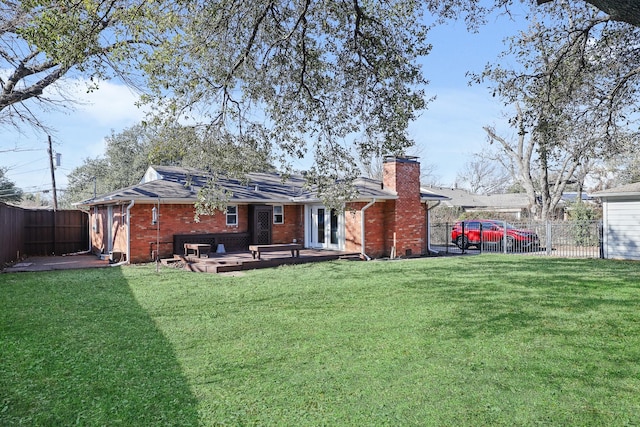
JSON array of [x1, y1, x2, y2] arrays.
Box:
[[360, 198, 376, 260], [426, 201, 442, 255], [126, 200, 135, 264]]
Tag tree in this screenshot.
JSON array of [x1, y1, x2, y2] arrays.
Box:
[[61, 122, 274, 208], [538, 0, 640, 27], [475, 0, 640, 219], [588, 137, 640, 190], [18, 0, 640, 216], [139, 0, 437, 212], [483, 105, 589, 219], [4, 0, 484, 213], [455, 152, 512, 194], [0, 0, 162, 131], [62, 124, 164, 207], [0, 167, 22, 202]]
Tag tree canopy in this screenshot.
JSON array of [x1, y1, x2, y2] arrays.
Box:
[[0, 0, 161, 130], [2, 0, 509, 206], [3, 0, 640, 211], [61, 122, 274, 208], [476, 0, 640, 218], [0, 167, 22, 202]]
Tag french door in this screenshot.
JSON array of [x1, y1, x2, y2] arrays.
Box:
[[307, 205, 342, 250]]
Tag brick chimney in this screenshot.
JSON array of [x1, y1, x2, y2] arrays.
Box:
[[383, 156, 425, 256]]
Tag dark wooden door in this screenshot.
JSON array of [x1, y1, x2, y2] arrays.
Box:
[[250, 205, 272, 244]]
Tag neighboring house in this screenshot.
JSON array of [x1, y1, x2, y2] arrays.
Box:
[[75, 156, 447, 263], [422, 186, 531, 219], [593, 182, 640, 261], [423, 186, 593, 220]]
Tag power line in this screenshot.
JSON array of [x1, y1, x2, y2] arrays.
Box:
[[5, 157, 49, 172], [7, 166, 50, 176], [0, 147, 41, 154]]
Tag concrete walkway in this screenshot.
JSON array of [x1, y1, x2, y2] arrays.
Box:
[[3, 254, 110, 273]]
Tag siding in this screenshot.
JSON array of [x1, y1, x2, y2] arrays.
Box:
[[602, 198, 640, 260]]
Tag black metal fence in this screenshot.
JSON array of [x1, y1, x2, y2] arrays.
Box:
[[431, 220, 602, 258]]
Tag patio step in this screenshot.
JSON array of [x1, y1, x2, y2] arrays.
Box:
[[166, 250, 362, 274], [338, 253, 363, 261]]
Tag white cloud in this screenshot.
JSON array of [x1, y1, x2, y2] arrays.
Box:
[[60, 78, 147, 126]]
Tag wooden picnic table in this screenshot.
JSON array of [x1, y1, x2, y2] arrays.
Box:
[[249, 243, 303, 260], [184, 243, 211, 258]]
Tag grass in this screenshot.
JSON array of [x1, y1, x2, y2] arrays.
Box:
[[2, 255, 640, 426]]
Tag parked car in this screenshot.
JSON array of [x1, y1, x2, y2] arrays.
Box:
[[451, 220, 540, 251]]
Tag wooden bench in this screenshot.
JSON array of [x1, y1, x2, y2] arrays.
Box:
[[184, 243, 211, 258], [249, 243, 303, 260]]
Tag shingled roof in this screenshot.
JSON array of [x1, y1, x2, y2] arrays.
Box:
[[592, 182, 640, 198], [420, 186, 529, 209], [75, 165, 447, 207]]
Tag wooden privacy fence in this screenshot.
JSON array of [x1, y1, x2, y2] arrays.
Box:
[[0, 203, 89, 265], [0, 203, 25, 265]]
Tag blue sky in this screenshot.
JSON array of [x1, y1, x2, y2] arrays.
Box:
[[1, 5, 529, 199]]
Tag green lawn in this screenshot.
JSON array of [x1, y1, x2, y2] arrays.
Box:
[[2, 255, 640, 426]]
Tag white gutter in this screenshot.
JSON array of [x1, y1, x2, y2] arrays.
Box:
[[426, 200, 442, 255], [360, 198, 376, 260], [126, 199, 135, 264]]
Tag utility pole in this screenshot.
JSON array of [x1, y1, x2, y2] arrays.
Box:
[[47, 135, 58, 211]]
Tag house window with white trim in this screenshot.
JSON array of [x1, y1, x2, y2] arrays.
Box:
[[226, 205, 238, 226], [273, 205, 284, 224]]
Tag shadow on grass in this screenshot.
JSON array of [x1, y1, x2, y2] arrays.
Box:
[[0, 267, 200, 426]]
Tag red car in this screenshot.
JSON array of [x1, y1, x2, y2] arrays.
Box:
[[451, 220, 540, 251]]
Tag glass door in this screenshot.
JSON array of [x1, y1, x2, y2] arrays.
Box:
[[308, 205, 342, 250]]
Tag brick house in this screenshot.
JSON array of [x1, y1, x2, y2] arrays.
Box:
[[75, 156, 446, 263]]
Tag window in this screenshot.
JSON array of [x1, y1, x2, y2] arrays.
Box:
[[273, 205, 284, 224], [226, 205, 237, 226]]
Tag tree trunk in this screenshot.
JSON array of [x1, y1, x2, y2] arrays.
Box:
[[539, 144, 551, 221], [538, 0, 640, 27]]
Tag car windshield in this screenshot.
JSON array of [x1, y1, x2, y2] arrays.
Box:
[[486, 221, 517, 229]]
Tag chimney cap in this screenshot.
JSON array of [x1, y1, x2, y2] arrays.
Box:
[[383, 155, 419, 163]]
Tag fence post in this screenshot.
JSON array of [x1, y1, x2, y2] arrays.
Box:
[[503, 220, 507, 254], [599, 221, 604, 259], [546, 221, 552, 256], [445, 223, 449, 254]]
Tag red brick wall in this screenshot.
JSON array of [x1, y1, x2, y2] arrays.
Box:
[[345, 204, 361, 253], [112, 205, 128, 257], [272, 205, 304, 244], [128, 203, 250, 263], [89, 205, 127, 256], [89, 207, 105, 255], [345, 200, 391, 258], [89, 202, 249, 263], [90, 202, 307, 263]]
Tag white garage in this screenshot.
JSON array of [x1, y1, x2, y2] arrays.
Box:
[[594, 183, 640, 260]]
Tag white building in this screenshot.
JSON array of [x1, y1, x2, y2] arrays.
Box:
[[593, 183, 640, 261]]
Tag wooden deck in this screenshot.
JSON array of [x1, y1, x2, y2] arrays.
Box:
[[162, 248, 362, 274]]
